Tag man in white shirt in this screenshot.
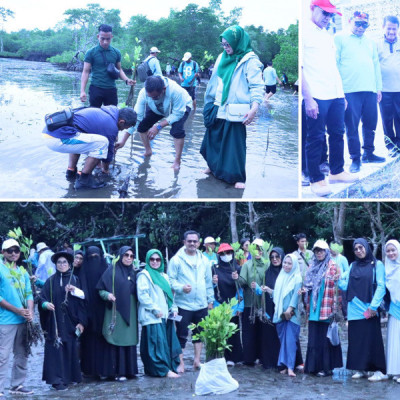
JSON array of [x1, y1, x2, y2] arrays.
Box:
[[302, 0, 358, 197]]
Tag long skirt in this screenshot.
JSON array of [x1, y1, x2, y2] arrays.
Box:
[[241, 307, 263, 365], [200, 118, 247, 184], [99, 342, 138, 378], [140, 320, 181, 377], [224, 315, 243, 363], [347, 317, 386, 373], [304, 321, 343, 374], [80, 330, 108, 377], [43, 338, 81, 385], [387, 315, 400, 375], [276, 321, 301, 370]]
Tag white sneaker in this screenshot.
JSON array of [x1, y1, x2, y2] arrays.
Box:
[[397, 377, 400, 384], [352, 371, 365, 379], [368, 371, 388, 382], [392, 375, 400, 380], [226, 361, 235, 367], [115, 376, 127, 382]]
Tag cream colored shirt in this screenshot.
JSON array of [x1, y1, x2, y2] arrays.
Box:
[[302, 19, 344, 100]]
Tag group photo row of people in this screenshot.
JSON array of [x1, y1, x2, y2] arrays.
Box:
[[1, 228, 400, 395], [302, 0, 400, 196], [42, 22, 281, 192]]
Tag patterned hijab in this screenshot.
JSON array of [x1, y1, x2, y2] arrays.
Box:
[[217, 25, 253, 105], [304, 246, 331, 311]]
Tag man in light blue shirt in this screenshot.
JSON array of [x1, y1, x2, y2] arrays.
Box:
[[377, 15, 400, 157], [335, 11, 385, 173], [263, 62, 282, 101], [167, 230, 214, 373], [143, 47, 162, 76], [116, 75, 192, 170], [0, 239, 34, 396], [178, 52, 200, 110]]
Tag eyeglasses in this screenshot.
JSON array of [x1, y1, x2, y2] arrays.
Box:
[[186, 240, 199, 244], [318, 7, 334, 17], [221, 42, 231, 48], [123, 253, 134, 258], [5, 248, 20, 254], [270, 255, 281, 259], [314, 248, 325, 253], [150, 257, 161, 262], [354, 21, 369, 28], [56, 260, 69, 264]]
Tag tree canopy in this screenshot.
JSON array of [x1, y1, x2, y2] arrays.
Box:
[[0, 2, 298, 83]]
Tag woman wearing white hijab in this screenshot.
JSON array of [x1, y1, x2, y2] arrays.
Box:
[[384, 239, 400, 382], [273, 254, 303, 377]]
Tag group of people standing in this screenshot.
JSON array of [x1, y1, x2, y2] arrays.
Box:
[[43, 22, 266, 191], [4, 228, 397, 395], [302, 0, 400, 196]]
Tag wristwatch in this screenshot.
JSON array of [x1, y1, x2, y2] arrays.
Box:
[[156, 124, 163, 131]]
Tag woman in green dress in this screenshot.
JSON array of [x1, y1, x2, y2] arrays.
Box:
[[96, 246, 138, 381], [200, 25, 264, 189], [137, 249, 182, 378]]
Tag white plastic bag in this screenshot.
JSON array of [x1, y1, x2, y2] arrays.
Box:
[[195, 357, 239, 396]]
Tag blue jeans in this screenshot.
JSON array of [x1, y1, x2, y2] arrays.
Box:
[[305, 98, 345, 183], [379, 91, 400, 150], [344, 91, 378, 159]]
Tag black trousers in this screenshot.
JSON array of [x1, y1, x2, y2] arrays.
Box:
[[379, 91, 400, 150], [89, 85, 118, 108], [344, 91, 378, 159]]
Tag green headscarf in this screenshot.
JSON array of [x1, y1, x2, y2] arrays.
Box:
[[217, 25, 253, 105], [144, 249, 174, 309]]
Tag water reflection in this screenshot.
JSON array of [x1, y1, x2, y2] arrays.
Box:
[[0, 58, 298, 199]]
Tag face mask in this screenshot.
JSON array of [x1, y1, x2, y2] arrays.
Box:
[[220, 254, 233, 263]]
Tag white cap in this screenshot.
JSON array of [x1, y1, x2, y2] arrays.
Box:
[[312, 239, 329, 251], [150, 47, 160, 53], [252, 238, 265, 247], [2, 238, 20, 251], [204, 236, 216, 245], [36, 242, 48, 252], [182, 52, 192, 61]]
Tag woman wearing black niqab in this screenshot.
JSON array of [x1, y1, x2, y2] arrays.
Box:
[[78, 246, 109, 378], [96, 246, 138, 381]]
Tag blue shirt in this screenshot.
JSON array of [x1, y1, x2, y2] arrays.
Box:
[[335, 33, 382, 93], [145, 55, 162, 76], [331, 254, 349, 275], [263, 66, 278, 86], [389, 301, 400, 321], [0, 262, 33, 325], [178, 61, 199, 87], [308, 278, 329, 323], [338, 260, 386, 320]]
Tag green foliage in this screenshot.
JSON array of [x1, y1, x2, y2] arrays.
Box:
[[189, 298, 239, 361], [248, 240, 273, 265], [47, 50, 81, 63], [231, 242, 245, 263], [272, 22, 298, 84]]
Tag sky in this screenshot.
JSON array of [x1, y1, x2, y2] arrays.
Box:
[[1, 0, 298, 33]]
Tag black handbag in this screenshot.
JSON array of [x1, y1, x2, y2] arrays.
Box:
[[101, 51, 120, 80]]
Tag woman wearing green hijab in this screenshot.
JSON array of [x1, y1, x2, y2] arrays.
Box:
[[200, 25, 264, 189], [137, 249, 182, 378]]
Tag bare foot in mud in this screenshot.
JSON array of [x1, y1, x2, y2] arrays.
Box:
[[234, 182, 245, 189], [288, 369, 296, 377], [171, 161, 181, 170], [280, 369, 288, 375], [203, 168, 211, 174], [177, 363, 185, 374], [167, 371, 180, 378]]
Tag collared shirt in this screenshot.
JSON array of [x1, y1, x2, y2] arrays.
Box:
[[263, 66, 278, 85], [84, 44, 122, 89], [335, 32, 382, 93], [377, 36, 400, 92], [129, 77, 192, 131], [302, 19, 344, 100]]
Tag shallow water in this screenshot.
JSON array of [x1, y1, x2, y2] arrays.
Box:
[[0, 58, 298, 199]]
